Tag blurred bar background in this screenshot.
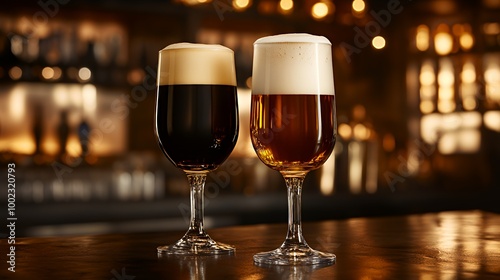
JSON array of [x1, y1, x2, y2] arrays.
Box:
[[1, 0, 499, 237]]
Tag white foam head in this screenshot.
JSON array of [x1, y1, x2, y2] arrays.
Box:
[[252, 33, 334, 95], [158, 43, 236, 86]]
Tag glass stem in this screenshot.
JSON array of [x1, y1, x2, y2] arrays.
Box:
[[186, 172, 207, 235], [283, 174, 308, 247]]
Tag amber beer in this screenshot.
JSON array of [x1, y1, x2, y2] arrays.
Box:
[[250, 34, 337, 265], [250, 94, 335, 170], [250, 35, 336, 172]]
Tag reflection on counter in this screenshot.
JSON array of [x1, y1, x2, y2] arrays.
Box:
[[1, 0, 500, 237]]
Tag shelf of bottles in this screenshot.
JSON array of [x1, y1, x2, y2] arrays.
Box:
[[406, 18, 500, 177]]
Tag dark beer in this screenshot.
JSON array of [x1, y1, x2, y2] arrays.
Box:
[[155, 42, 238, 255], [250, 94, 336, 171], [156, 84, 238, 171]]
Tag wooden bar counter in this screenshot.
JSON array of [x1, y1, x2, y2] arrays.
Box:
[[2, 210, 500, 279]]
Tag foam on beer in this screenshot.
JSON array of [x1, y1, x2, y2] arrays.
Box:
[[158, 43, 236, 86], [252, 34, 334, 95]]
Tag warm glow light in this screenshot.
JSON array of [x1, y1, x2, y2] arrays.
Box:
[[10, 35, 23, 56], [461, 62, 476, 84], [459, 32, 474, 50], [421, 112, 481, 154], [420, 100, 435, 114], [438, 59, 455, 87], [372, 36, 386, 49], [461, 111, 482, 128], [245, 77, 252, 88], [52, 67, 62, 80], [416, 24, 430, 51], [366, 142, 378, 194], [127, 68, 145, 85], [9, 86, 26, 121], [434, 31, 453, 56], [78, 67, 92, 81], [42, 137, 59, 155], [484, 62, 500, 101], [338, 123, 352, 140], [463, 97, 476, 111], [439, 87, 454, 100], [320, 155, 335, 196], [441, 113, 462, 130], [439, 133, 458, 154], [53, 85, 69, 108], [352, 0, 365, 12], [483, 22, 500, 35], [438, 99, 455, 113], [348, 141, 363, 194], [312, 2, 329, 19], [459, 130, 480, 152], [353, 123, 370, 140], [382, 133, 395, 152], [279, 0, 293, 11], [9, 66, 22, 80], [42, 67, 55, 80], [421, 114, 441, 144], [233, 0, 250, 9], [420, 86, 436, 98], [484, 111, 500, 132], [4, 137, 36, 155], [438, 72, 454, 87], [82, 84, 97, 117], [420, 61, 435, 85], [66, 135, 83, 157], [484, 65, 500, 85], [69, 85, 83, 107], [437, 58, 455, 113], [232, 88, 256, 158]]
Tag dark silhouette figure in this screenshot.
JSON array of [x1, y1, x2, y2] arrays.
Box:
[[57, 110, 69, 158], [78, 118, 90, 157]]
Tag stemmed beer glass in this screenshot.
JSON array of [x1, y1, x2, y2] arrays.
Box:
[[250, 34, 337, 265], [155, 43, 238, 255]]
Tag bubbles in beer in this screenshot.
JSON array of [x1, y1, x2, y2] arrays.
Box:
[[252, 33, 334, 95], [158, 43, 236, 86]]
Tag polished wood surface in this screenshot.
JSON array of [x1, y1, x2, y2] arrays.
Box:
[[2, 210, 500, 279]]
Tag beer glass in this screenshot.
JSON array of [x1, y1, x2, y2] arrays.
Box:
[[155, 43, 238, 255], [250, 34, 337, 265]]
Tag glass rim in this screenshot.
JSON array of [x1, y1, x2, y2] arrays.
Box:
[[254, 33, 331, 46]]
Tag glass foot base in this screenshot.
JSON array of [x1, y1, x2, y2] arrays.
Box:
[[157, 234, 235, 255], [253, 246, 335, 266]]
